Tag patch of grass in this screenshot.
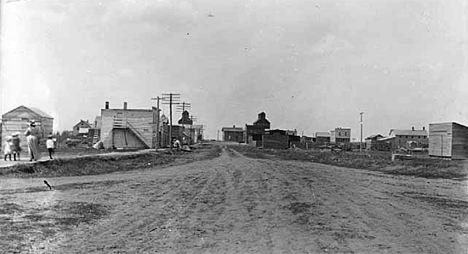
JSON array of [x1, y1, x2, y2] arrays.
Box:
[[229, 145, 467, 180], [1, 144, 221, 178]]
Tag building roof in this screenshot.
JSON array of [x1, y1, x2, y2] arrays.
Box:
[[389, 129, 427, 137], [222, 127, 243, 132], [29, 107, 54, 119], [73, 120, 92, 129], [378, 136, 395, 142], [3, 105, 53, 119], [315, 132, 331, 137], [366, 134, 384, 140]]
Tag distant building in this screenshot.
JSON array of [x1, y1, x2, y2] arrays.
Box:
[[315, 132, 331, 144], [98, 101, 157, 149], [72, 120, 92, 137], [330, 127, 351, 143], [222, 125, 244, 142], [365, 134, 385, 151], [245, 112, 271, 145], [178, 110, 193, 125], [262, 129, 289, 149], [1, 105, 54, 150], [429, 122, 468, 159], [385, 127, 428, 150]]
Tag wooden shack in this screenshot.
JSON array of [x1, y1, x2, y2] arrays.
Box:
[[1, 105, 54, 150], [429, 122, 468, 159]]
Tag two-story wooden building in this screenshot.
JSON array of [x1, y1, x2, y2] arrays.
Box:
[[330, 127, 351, 143], [98, 101, 157, 149]]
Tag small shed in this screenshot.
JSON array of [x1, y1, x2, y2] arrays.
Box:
[[429, 122, 468, 159], [365, 134, 384, 150]]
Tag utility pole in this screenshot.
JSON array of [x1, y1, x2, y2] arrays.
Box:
[[360, 112, 364, 152], [162, 93, 181, 152], [189, 115, 197, 144], [176, 102, 191, 113], [151, 96, 161, 151], [217, 130, 220, 141]]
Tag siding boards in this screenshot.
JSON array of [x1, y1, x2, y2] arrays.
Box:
[[262, 134, 289, 149], [100, 109, 155, 149], [429, 122, 468, 159]]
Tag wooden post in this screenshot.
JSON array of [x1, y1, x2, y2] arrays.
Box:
[[169, 93, 173, 152], [152, 96, 161, 151]]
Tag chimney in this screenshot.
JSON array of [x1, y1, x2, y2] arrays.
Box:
[[124, 102, 127, 110], [105, 101, 109, 109], [412, 126, 414, 131]]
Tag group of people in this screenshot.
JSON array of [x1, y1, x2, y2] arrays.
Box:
[[3, 121, 55, 162]]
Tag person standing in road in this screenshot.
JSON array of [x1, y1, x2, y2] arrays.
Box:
[[25, 121, 40, 162], [46, 135, 55, 160]]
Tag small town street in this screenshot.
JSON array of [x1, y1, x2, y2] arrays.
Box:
[[1, 146, 467, 253]]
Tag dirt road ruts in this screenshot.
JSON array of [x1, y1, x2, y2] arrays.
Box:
[[1, 147, 467, 253]]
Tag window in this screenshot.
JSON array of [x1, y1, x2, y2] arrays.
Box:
[[411, 136, 413, 139], [339, 132, 341, 136], [143, 128, 149, 132], [345, 132, 347, 136]]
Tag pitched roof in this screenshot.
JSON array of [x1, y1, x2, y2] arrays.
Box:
[[28, 107, 54, 119], [2, 105, 53, 119], [73, 120, 92, 128], [389, 129, 427, 136], [366, 134, 384, 140], [378, 136, 395, 141]]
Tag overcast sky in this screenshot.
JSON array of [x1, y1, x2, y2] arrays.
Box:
[[1, 0, 467, 139]]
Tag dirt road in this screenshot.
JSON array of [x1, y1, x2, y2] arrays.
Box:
[[1, 147, 468, 253]]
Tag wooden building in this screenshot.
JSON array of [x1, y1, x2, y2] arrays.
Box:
[[263, 129, 289, 149], [245, 112, 271, 145], [99, 101, 157, 149], [330, 127, 351, 143], [315, 132, 331, 144], [387, 127, 428, 150], [222, 125, 244, 142], [365, 134, 384, 150], [429, 122, 468, 159], [72, 120, 92, 137], [1, 105, 54, 150]]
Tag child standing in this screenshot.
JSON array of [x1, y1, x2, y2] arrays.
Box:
[[3, 136, 13, 161], [46, 135, 55, 160]]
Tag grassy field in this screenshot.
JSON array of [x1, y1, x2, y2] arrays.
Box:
[[229, 145, 467, 180], [1, 144, 222, 178]]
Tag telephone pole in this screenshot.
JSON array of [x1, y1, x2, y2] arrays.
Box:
[[176, 102, 191, 113], [151, 96, 161, 151], [360, 112, 364, 152], [162, 93, 180, 151]]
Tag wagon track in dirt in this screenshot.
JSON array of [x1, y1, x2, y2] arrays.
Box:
[[1, 146, 467, 253]]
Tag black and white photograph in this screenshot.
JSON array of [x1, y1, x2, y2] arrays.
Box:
[[0, 0, 467, 253]]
